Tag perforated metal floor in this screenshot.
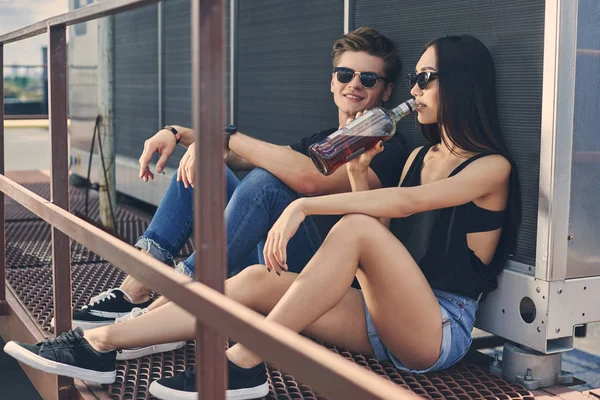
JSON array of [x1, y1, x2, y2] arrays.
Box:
[[5, 184, 142, 222], [4, 183, 537, 399], [5, 185, 194, 268], [5, 219, 194, 268]]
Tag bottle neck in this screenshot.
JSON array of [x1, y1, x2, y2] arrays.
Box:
[[390, 101, 414, 123]]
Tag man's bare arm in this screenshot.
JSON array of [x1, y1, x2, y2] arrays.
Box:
[[229, 132, 383, 195]]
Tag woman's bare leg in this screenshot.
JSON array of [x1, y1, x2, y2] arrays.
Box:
[[83, 266, 298, 352], [86, 214, 441, 370], [227, 214, 442, 371], [85, 262, 372, 356], [146, 295, 170, 311], [119, 275, 152, 303], [118, 249, 157, 303]]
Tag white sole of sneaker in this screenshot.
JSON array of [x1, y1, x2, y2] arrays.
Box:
[[3, 341, 116, 384], [149, 381, 197, 400], [148, 380, 269, 400], [227, 381, 270, 400], [117, 341, 186, 360], [72, 319, 116, 330]]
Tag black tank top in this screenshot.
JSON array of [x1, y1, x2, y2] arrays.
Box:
[[389, 145, 507, 300]]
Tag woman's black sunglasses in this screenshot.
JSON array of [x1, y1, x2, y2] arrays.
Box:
[[406, 71, 439, 90], [334, 67, 389, 89]]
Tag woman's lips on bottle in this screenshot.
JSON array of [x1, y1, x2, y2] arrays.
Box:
[[416, 104, 426, 112]]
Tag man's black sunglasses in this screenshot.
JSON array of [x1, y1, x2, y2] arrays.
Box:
[[334, 67, 389, 88], [406, 71, 439, 90]]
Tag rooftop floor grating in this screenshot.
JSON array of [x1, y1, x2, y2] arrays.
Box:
[[3, 182, 539, 399]]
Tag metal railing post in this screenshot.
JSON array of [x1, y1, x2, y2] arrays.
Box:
[[49, 24, 75, 398], [0, 44, 6, 316], [98, 15, 116, 232], [192, 0, 226, 398]]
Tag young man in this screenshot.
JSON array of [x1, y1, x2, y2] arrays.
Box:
[[54, 26, 410, 359]]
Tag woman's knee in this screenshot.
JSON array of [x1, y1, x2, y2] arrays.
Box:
[[331, 214, 381, 237], [227, 264, 269, 293], [237, 264, 269, 280], [226, 264, 273, 308]]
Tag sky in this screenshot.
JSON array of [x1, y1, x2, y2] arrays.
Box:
[[0, 0, 69, 66]]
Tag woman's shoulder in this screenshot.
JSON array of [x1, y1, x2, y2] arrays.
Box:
[[462, 153, 512, 182], [473, 153, 511, 169]]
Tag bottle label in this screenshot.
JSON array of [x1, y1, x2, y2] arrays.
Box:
[[393, 103, 410, 119], [330, 110, 375, 139]]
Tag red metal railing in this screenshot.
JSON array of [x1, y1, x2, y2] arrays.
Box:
[[0, 1, 418, 399]]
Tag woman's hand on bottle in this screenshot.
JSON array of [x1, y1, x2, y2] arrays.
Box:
[[263, 199, 308, 275], [344, 111, 385, 173]]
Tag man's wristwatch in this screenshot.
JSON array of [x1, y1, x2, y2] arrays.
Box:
[[164, 125, 181, 144], [224, 124, 237, 151]]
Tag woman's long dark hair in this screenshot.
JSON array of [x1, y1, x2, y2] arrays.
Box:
[[421, 35, 521, 260]]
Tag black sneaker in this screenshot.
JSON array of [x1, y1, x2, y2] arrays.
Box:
[[51, 288, 153, 330], [149, 360, 269, 400], [3, 327, 117, 384]]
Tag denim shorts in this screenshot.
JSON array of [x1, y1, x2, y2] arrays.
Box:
[[363, 289, 478, 373]]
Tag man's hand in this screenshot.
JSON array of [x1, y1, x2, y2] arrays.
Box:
[[177, 142, 196, 188], [138, 129, 178, 182]]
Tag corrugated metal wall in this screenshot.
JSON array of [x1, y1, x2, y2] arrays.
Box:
[[114, 5, 159, 161], [111, 0, 544, 267], [161, 0, 191, 168], [162, 0, 192, 127], [353, 0, 545, 266], [235, 0, 343, 144], [114, 0, 230, 169]]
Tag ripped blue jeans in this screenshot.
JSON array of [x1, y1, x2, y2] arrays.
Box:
[[134, 167, 323, 277]]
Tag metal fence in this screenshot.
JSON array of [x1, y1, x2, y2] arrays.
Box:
[[0, 1, 416, 399]]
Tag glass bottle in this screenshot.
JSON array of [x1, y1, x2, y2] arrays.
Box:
[[308, 99, 416, 175]]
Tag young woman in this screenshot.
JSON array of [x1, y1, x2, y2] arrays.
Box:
[[4, 35, 520, 400]]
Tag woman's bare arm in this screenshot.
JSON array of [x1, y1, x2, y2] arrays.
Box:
[[296, 154, 511, 219]]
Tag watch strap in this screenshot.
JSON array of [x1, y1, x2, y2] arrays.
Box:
[[164, 125, 181, 144], [224, 124, 237, 150]]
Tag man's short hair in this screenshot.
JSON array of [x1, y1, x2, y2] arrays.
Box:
[[332, 27, 402, 83]]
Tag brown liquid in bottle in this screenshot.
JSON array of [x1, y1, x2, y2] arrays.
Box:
[[309, 99, 416, 175], [309, 134, 389, 175]]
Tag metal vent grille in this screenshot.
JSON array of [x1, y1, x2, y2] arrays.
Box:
[[160, 0, 192, 168], [114, 4, 160, 162], [235, 0, 343, 145]]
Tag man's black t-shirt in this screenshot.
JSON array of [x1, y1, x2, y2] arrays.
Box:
[[290, 128, 411, 238]]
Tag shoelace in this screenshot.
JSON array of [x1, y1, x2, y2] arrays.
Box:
[[115, 307, 148, 323], [82, 289, 117, 310], [43, 329, 83, 347], [130, 307, 148, 318]]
